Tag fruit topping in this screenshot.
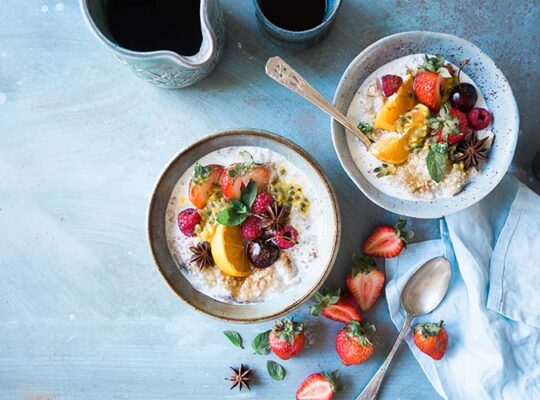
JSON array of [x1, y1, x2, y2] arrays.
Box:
[[420, 54, 453, 78], [240, 215, 262, 240], [296, 370, 342, 400], [467, 107, 492, 130], [413, 320, 448, 360], [449, 83, 478, 113], [373, 163, 396, 178], [211, 224, 251, 277], [220, 151, 270, 200], [430, 104, 469, 145], [397, 104, 430, 151], [310, 287, 362, 324], [414, 71, 443, 112], [251, 191, 275, 214], [246, 239, 280, 269], [362, 218, 413, 258], [273, 225, 299, 249], [189, 241, 214, 270], [269, 318, 305, 360], [454, 132, 490, 171], [189, 163, 223, 209], [260, 203, 290, 232], [370, 134, 410, 165], [226, 364, 252, 391], [374, 74, 416, 131], [216, 181, 257, 227], [381, 74, 403, 97], [177, 208, 201, 237], [335, 321, 376, 366], [346, 256, 385, 312]]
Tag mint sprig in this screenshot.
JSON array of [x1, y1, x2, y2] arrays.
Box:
[[216, 181, 257, 226], [426, 143, 449, 183]]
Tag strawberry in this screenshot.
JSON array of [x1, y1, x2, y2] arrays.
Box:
[[414, 71, 442, 112], [335, 321, 375, 366], [296, 370, 342, 400], [362, 218, 413, 258], [381, 75, 403, 97], [346, 256, 385, 312], [413, 320, 448, 360], [269, 318, 305, 360], [431, 105, 469, 145], [310, 287, 362, 324], [220, 152, 270, 201], [188, 163, 223, 209]]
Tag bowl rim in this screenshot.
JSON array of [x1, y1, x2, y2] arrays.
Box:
[[147, 128, 341, 323], [331, 30, 519, 218]]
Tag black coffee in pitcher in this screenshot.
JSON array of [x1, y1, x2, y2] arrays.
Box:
[[259, 0, 327, 31]]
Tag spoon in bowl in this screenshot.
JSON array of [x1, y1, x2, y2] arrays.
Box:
[[265, 56, 372, 149], [356, 256, 452, 400]]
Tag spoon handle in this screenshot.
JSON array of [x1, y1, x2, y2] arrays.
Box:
[[356, 314, 414, 400], [265, 56, 372, 149]]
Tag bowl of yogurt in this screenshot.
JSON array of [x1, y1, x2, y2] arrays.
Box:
[[332, 31, 519, 218], [148, 129, 340, 323]]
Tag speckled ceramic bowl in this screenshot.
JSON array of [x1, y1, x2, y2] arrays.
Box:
[[148, 129, 340, 323], [332, 31, 519, 218]]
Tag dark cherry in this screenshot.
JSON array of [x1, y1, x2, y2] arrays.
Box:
[[449, 83, 478, 112], [247, 239, 280, 269]]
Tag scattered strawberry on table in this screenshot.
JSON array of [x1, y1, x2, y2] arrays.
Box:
[[296, 370, 342, 400], [269, 318, 305, 360], [346, 255, 385, 312], [310, 287, 362, 324], [413, 320, 449, 360], [335, 321, 376, 366], [363, 218, 413, 258]]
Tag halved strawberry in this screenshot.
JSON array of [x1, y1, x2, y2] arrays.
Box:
[[310, 287, 362, 324], [220, 152, 270, 200], [433, 105, 468, 145], [414, 71, 442, 112], [346, 256, 385, 312], [296, 370, 342, 400], [188, 163, 223, 209], [362, 218, 413, 258]]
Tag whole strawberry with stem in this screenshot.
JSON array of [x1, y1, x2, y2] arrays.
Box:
[[346, 255, 385, 312], [269, 318, 305, 360], [296, 370, 342, 400], [363, 218, 413, 258], [335, 321, 376, 366], [310, 287, 362, 324], [430, 104, 469, 145], [413, 320, 448, 360]]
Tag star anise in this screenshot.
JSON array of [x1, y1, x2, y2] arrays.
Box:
[[455, 132, 491, 171], [259, 203, 290, 231], [189, 241, 214, 271], [226, 364, 252, 391]]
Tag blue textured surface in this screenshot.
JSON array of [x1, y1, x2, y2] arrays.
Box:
[[1, 1, 538, 399]]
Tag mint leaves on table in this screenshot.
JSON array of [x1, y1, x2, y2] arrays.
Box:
[[217, 181, 257, 226], [223, 330, 243, 349], [427, 142, 449, 183], [252, 330, 271, 355], [267, 360, 285, 381]]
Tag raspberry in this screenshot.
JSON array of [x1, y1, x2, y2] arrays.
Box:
[[467, 108, 492, 130], [252, 192, 275, 214], [381, 75, 403, 97], [240, 216, 262, 240], [177, 208, 201, 237], [274, 225, 299, 249]]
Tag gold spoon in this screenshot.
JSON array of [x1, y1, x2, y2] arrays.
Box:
[[265, 56, 372, 149]]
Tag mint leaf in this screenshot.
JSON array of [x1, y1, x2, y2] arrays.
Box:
[[216, 207, 245, 226], [267, 360, 285, 381], [230, 199, 247, 214], [252, 330, 271, 355], [426, 148, 447, 183], [240, 181, 257, 209], [223, 330, 243, 349]]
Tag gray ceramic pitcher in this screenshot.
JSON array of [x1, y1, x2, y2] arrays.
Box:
[[80, 0, 225, 89]]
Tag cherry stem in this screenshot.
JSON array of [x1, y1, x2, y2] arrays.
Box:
[[457, 59, 470, 84]]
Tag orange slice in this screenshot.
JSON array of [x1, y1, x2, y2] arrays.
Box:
[[374, 75, 416, 131], [370, 135, 411, 165], [211, 224, 251, 277]]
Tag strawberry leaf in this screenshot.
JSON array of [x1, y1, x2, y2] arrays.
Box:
[[252, 330, 271, 355], [267, 360, 286, 381], [192, 162, 212, 185], [223, 330, 243, 349]]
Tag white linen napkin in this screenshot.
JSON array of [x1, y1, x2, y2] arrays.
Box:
[[385, 176, 540, 399]]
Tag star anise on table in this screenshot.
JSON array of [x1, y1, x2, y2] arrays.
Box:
[[226, 364, 252, 391], [454, 132, 491, 171], [189, 241, 214, 271], [259, 203, 290, 232]]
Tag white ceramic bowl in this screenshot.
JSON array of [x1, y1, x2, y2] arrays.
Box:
[[331, 31, 519, 218]]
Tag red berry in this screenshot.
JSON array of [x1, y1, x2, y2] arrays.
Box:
[[274, 225, 299, 249], [251, 192, 275, 214], [240, 216, 262, 240], [435, 107, 469, 145], [381, 75, 403, 97], [467, 107, 492, 130], [177, 208, 201, 237]]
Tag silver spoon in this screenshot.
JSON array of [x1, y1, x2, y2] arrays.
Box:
[[265, 56, 372, 150], [356, 256, 452, 400]]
